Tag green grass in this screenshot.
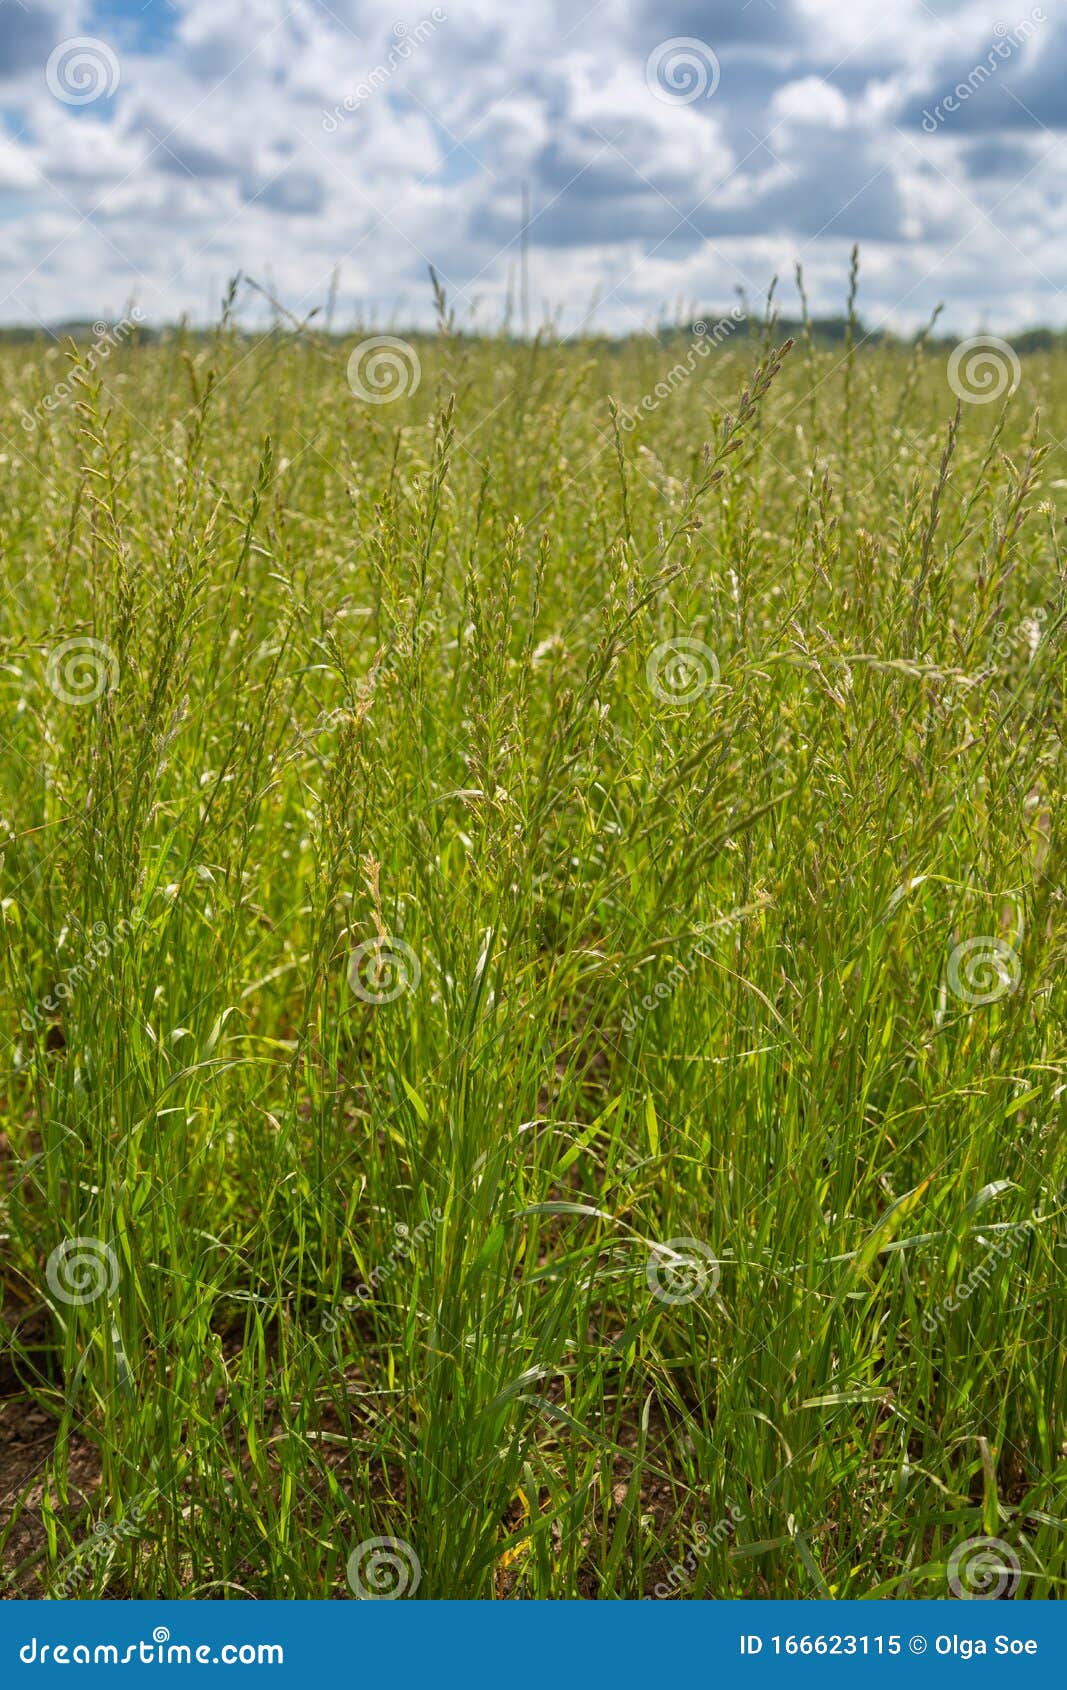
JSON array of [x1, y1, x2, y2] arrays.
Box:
[[0, 296, 1065, 1599]]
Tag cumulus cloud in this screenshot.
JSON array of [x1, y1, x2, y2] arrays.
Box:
[[0, 0, 1060, 333]]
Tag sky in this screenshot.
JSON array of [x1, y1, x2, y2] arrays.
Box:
[[0, 0, 1063, 335]]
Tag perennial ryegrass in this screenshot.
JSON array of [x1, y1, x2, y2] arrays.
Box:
[[1, 302, 1065, 1598]]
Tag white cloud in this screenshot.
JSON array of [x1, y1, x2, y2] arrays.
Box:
[[770, 78, 850, 129], [0, 0, 1060, 332]]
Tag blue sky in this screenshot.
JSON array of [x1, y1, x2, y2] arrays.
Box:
[[0, 0, 1063, 333]]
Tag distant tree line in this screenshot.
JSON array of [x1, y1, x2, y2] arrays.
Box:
[[0, 316, 1064, 352]]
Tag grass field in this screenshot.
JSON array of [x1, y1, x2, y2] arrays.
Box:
[[1, 291, 1065, 1599]]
